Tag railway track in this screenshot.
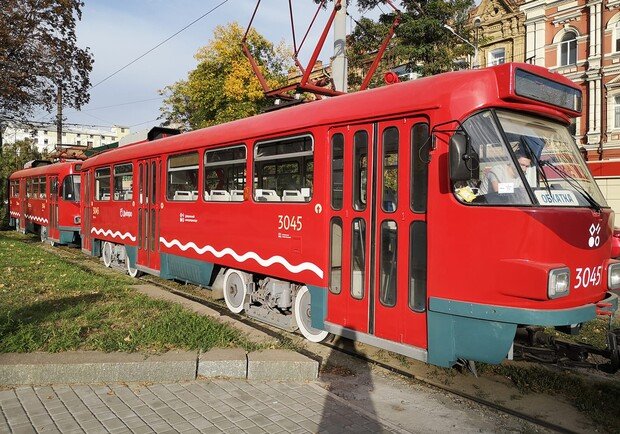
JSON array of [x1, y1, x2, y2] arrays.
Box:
[[43, 242, 586, 433]]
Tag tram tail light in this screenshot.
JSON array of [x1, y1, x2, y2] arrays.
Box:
[[548, 268, 570, 299], [608, 263, 620, 290]]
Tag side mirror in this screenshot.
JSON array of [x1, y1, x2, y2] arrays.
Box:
[[449, 133, 479, 182]]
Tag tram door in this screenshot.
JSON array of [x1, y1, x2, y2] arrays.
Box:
[[327, 125, 374, 333], [19, 179, 26, 231], [372, 119, 429, 348], [82, 170, 93, 253], [49, 176, 59, 241], [137, 158, 161, 270]]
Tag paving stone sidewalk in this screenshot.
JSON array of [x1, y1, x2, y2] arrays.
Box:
[[0, 380, 402, 434]]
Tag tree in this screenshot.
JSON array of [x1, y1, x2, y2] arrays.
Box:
[[0, 139, 45, 229], [319, 0, 473, 88], [0, 0, 93, 120], [159, 22, 291, 130]]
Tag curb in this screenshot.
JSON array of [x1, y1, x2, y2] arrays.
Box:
[[0, 349, 318, 386]]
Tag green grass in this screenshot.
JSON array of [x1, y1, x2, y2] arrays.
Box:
[[0, 231, 258, 353]]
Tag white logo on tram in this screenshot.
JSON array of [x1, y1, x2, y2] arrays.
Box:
[[120, 208, 133, 218], [588, 223, 601, 248]]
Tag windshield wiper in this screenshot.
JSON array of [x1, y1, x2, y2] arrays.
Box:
[[540, 160, 602, 212], [519, 138, 552, 196]]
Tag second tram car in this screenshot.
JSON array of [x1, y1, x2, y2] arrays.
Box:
[[9, 161, 82, 246], [73, 62, 620, 367]]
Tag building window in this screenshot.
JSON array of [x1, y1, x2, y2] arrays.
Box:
[[44, 139, 48, 145], [560, 32, 577, 66], [615, 21, 620, 53], [614, 96, 620, 129], [488, 48, 505, 66]]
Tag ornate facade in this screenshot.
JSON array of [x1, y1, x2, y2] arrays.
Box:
[[470, 0, 526, 68], [520, 0, 620, 211]]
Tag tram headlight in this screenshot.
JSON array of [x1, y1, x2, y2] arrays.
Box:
[[548, 268, 570, 299], [74, 216, 81, 224], [608, 263, 620, 290]]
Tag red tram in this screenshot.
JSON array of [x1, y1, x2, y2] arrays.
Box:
[[21, 62, 614, 368], [9, 161, 82, 245]]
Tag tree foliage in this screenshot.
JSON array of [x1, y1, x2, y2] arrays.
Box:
[[319, 0, 473, 88], [0, 139, 45, 228], [159, 22, 291, 130], [0, 0, 94, 121]]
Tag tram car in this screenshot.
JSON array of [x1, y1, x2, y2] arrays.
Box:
[[9, 160, 82, 245], [77, 62, 618, 368]]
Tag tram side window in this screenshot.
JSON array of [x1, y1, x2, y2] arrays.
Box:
[[39, 177, 47, 199], [114, 163, 133, 201], [411, 123, 430, 213], [62, 175, 81, 202], [254, 135, 313, 202], [353, 131, 368, 211], [351, 218, 366, 300], [95, 167, 111, 201], [329, 217, 343, 294], [379, 220, 398, 307], [27, 178, 35, 198], [382, 127, 399, 212], [409, 221, 427, 312], [167, 152, 199, 201], [50, 178, 58, 199], [331, 134, 344, 210], [9, 181, 18, 198], [204, 145, 246, 202]]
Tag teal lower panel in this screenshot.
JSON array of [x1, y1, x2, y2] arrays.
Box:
[[59, 230, 76, 244], [426, 294, 618, 368], [125, 245, 137, 268], [427, 310, 517, 367], [160, 253, 214, 287], [92, 240, 101, 257], [308, 285, 327, 330]]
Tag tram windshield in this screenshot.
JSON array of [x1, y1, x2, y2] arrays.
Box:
[[455, 110, 607, 208]]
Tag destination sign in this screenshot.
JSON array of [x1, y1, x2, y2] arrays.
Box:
[[534, 189, 579, 206], [515, 69, 582, 112]]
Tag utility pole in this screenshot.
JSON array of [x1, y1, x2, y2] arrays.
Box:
[[56, 83, 63, 151], [332, 0, 347, 92]]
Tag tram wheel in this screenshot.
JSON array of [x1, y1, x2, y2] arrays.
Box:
[[294, 286, 328, 343], [223, 269, 248, 314], [102, 241, 113, 268], [126, 256, 142, 278], [39, 226, 48, 243]]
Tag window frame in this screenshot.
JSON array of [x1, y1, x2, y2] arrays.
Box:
[[331, 133, 344, 210], [94, 167, 112, 201], [113, 163, 133, 202], [166, 151, 199, 202], [253, 133, 314, 203], [559, 32, 577, 66], [487, 47, 505, 66], [204, 144, 247, 202]]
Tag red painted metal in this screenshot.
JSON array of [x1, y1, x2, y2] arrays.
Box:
[[360, 5, 402, 91], [9, 161, 81, 243]]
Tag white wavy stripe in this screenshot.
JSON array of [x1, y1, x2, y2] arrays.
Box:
[[160, 237, 324, 279], [25, 214, 48, 224], [91, 227, 136, 242], [9, 211, 19, 217]]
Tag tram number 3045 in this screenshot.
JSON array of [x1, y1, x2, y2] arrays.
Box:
[[574, 266, 602, 289], [278, 215, 302, 231]]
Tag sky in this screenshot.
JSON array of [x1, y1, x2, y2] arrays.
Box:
[[41, 0, 385, 133]]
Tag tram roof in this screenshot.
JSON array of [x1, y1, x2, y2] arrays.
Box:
[[83, 63, 576, 169]]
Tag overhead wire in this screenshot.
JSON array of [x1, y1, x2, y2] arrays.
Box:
[[89, 0, 230, 90]]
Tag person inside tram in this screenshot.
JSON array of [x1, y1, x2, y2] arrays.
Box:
[[482, 152, 532, 194]]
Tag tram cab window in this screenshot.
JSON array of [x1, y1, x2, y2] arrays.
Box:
[[382, 128, 399, 212], [254, 135, 313, 202], [62, 175, 81, 202], [113, 164, 133, 201], [95, 167, 111, 201], [167, 152, 198, 201], [204, 145, 246, 202]]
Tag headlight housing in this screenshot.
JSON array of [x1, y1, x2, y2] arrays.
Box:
[[608, 262, 620, 290], [548, 268, 570, 299], [74, 216, 81, 224]]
